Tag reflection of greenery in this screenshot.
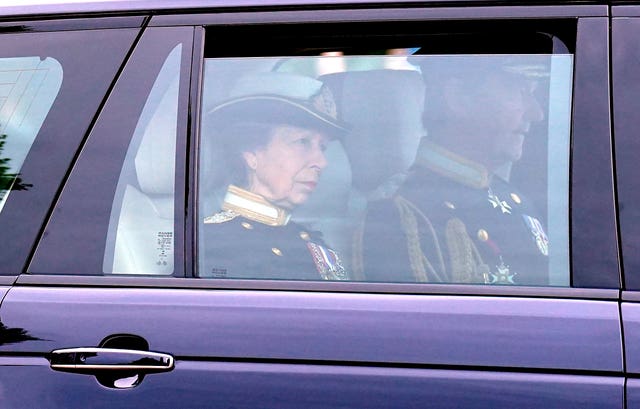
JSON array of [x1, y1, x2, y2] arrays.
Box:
[[0, 133, 32, 197], [0, 318, 41, 345]]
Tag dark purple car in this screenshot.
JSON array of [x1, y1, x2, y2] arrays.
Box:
[[0, 0, 638, 407]]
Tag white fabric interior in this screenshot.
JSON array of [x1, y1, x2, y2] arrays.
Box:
[[107, 45, 181, 274]]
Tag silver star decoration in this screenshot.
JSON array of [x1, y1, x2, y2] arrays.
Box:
[[488, 190, 512, 214], [488, 259, 516, 284]]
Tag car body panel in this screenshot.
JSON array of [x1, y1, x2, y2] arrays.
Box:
[[0, 358, 624, 409], [613, 11, 640, 290], [0, 0, 609, 19], [627, 379, 640, 408], [0, 286, 8, 302], [0, 286, 622, 372], [149, 5, 607, 27], [621, 303, 640, 374], [0, 285, 625, 407], [614, 5, 640, 17], [0, 16, 147, 31], [0, 1, 632, 407]]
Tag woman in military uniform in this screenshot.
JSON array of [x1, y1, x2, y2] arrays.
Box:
[[200, 72, 349, 281]]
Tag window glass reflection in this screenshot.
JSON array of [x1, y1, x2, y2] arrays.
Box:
[[103, 44, 182, 275], [198, 53, 572, 286], [0, 56, 62, 212]]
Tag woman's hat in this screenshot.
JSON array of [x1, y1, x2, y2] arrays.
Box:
[[207, 72, 349, 136]]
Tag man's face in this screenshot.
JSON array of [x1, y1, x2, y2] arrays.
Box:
[[454, 72, 544, 169], [243, 124, 329, 209]]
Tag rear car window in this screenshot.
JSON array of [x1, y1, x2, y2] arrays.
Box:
[[0, 27, 139, 276], [0, 56, 62, 212], [197, 25, 573, 286]]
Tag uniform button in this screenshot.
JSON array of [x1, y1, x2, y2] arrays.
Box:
[[477, 229, 489, 242], [241, 222, 253, 230], [444, 201, 456, 210], [271, 247, 283, 256], [510, 193, 521, 204], [299, 231, 310, 241]]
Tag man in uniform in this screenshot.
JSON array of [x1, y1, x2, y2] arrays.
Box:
[[358, 55, 550, 285]]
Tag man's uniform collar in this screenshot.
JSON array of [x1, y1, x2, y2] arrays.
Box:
[[413, 140, 491, 189], [204, 185, 291, 226]]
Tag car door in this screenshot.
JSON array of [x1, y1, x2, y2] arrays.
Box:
[[612, 4, 640, 408], [0, 3, 624, 408]]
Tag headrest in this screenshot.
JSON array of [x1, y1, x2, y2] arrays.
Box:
[[135, 73, 179, 196], [321, 69, 425, 193]]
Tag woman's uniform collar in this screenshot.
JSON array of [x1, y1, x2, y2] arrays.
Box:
[[413, 140, 491, 189], [204, 185, 291, 226]]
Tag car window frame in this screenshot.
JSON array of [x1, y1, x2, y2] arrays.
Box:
[[20, 5, 620, 295], [27, 25, 194, 278], [0, 22, 143, 278], [186, 6, 618, 291], [612, 8, 640, 291]]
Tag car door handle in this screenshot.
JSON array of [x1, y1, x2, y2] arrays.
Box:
[[49, 347, 174, 373]]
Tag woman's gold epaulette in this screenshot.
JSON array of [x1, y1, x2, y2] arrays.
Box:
[[204, 209, 238, 224]]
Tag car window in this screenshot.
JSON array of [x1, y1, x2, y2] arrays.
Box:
[[28, 27, 192, 276], [0, 28, 139, 276], [102, 44, 182, 275], [197, 25, 573, 286], [0, 56, 62, 212]]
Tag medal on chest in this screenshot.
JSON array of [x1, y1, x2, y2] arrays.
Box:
[[522, 215, 549, 256], [306, 242, 348, 280], [487, 188, 512, 214], [486, 257, 517, 284]]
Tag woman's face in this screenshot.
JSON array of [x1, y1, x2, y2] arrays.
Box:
[[243, 124, 330, 209]]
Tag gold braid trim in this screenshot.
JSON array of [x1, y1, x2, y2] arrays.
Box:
[[445, 218, 475, 283], [445, 218, 490, 283], [393, 196, 446, 282], [351, 218, 366, 281]]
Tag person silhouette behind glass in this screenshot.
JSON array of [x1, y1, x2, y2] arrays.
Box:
[[200, 72, 350, 281], [359, 56, 550, 285]]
